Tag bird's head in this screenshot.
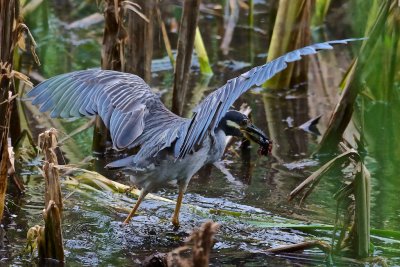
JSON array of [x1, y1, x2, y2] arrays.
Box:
[[219, 110, 272, 156]]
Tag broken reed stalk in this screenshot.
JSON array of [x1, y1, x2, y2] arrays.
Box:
[[172, 0, 201, 116], [36, 129, 64, 262], [43, 162, 63, 214], [263, 0, 313, 89], [40, 200, 64, 262], [190, 221, 219, 267], [39, 129, 63, 211], [167, 221, 219, 267]]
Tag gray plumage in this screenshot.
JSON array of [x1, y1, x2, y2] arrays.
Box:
[[26, 38, 362, 225], [27, 38, 362, 164]]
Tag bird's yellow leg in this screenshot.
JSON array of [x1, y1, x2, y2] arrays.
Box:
[[124, 189, 147, 224], [172, 184, 186, 227]]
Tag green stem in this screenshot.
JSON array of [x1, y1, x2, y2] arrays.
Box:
[[194, 27, 213, 75]]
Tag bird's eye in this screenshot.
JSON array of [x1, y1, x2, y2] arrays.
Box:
[[241, 119, 249, 126]]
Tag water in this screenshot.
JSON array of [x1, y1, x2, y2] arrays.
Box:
[[5, 0, 400, 265]]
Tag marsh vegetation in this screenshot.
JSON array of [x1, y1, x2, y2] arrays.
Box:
[[0, 0, 399, 265]]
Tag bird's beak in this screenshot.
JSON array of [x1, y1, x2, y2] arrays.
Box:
[[241, 123, 272, 156]]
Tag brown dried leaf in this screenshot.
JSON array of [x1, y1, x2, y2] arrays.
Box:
[[122, 1, 149, 22]]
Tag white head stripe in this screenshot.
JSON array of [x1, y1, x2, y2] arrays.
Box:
[[227, 120, 241, 129]]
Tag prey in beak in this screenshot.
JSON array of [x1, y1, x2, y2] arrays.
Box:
[[240, 122, 272, 156], [220, 110, 272, 156]]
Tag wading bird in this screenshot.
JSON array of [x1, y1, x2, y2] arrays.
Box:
[[27, 39, 360, 226]]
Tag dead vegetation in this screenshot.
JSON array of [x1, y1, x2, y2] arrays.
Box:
[[27, 129, 64, 263], [142, 221, 219, 267]]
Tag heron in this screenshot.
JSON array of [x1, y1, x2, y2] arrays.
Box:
[[26, 39, 361, 226]]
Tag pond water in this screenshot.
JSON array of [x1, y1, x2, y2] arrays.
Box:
[[3, 0, 400, 266]]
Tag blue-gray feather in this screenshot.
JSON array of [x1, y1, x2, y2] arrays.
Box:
[[26, 69, 190, 157], [26, 38, 363, 163], [177, 38, 364, 158]]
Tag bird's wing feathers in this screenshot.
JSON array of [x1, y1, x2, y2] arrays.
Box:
[[177, 38, 363, 157], [28, 38, 362, 162], [27, 69, 190, 156]]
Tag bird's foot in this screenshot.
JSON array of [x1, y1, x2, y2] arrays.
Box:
[[123, 217, 131, 225], [171, 216, 180, 228]]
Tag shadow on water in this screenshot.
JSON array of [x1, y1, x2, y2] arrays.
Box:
[[4, 0, 400, 265]]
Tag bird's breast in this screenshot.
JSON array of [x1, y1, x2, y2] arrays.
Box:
[[206, 130, 227, 164]]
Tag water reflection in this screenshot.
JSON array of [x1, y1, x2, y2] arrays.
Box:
[[263, 91, 310, 161]]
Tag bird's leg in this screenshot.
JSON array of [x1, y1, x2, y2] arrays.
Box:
[[171, 182, 187, 227], [124, 189, 148, 224]]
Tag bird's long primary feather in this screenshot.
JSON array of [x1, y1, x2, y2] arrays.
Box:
[[177, 38, 365, 158]]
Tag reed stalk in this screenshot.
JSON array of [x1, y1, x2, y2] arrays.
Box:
[[263, 0, 313, 89], [353, 163, 370, 258], [124, 0, 155, 82], [92, 0, 124, 154], [316, 0, 391, 154], [312, 0, 331, 26], [0, 0, 21, 221], [39, 129, 63, 212], [248, 0, 254, 28], [157, 6, 175, 67], [172, 0, 201, 116], [93, 0, 152, 154]]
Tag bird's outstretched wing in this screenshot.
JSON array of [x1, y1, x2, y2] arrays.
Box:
[[177, 38, 364, 157], [27, 69, 190, 161]]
